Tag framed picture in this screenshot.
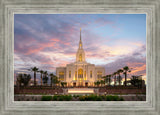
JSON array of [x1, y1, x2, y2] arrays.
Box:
[[13, 13, 146, 101], [0, 0, 160, 115]]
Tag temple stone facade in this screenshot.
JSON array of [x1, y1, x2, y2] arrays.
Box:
[[56, 29, 105, 87]]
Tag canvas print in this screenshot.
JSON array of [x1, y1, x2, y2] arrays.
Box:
[[14, 14, 146, 101]]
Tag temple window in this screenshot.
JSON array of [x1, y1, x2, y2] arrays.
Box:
[[69, 71, 71, 78], [97, 71, 102, 80], [75, 71, 77, 80], [78, 69, 83, 79], [79, 54, 82, 62], [84, 71, 86, 80], [90, 71, 92, 78], [59, 71, 64, 81]]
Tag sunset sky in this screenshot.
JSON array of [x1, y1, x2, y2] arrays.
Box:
[[14, 14, 146, 84]]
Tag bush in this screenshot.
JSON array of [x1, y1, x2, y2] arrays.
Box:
[[64, 95, 72, 101], [106, 95, 124, 101], [112, 95, 119, 101], [58, 96, 64, 101], [52, 95, 58, 101], [101, 95, 106, 100], [79, 96, 86, 101], [79, 95, 102, 101], [96, 96, 102, 101], [73, 95, 79, 98], [119, 97, 124, 101], [106, 95, 112, 101], [41, 96, 52, 101], [57, 95, 72, 101]]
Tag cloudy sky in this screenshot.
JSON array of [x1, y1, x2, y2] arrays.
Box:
[[14, 14, 146, 84]]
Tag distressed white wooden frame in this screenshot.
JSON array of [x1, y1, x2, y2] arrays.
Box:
[[0, 0, 160, 115]]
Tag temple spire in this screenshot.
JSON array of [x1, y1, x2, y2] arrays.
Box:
[[79, 28, 82, 49], [80, 28, 81, 41]]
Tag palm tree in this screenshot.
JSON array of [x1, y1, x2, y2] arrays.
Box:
[[117, 69, 123, 86], [130, 75, 143, 88], [97, 81, 100, 87], [123, 66, 131, 86], [28, 67, 39, 86], [94, 82, 97, 87], [113, 72, 117, 86], [102, 76, 106, 86], [49, 73, 54, 86], [103, 75, 111, 86], [50, 74, 59, 87], [43, 71, 48, 86], [108, 74, 112, 86], [100, 80, 105, 87], [39, 70, 44, 86]]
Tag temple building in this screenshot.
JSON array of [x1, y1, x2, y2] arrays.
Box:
[[56, 29, 105, 87]]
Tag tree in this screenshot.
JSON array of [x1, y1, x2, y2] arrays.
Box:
[[104, 75, 112, 86], [43, 71, 48, 86], [94, 82, 97, 87], [39, 70, 44, 86], [130, 75, 143, 88], [108, 74, 112, 86], [17, 73, 31, 87], [17, 74, 23, 87], [49, 73, 54, 86], [123, 66, 131, 86], [113, 72, 117, 86], [22, 74, 31, 87], [96, 81, 100, 87], [50, 74, 59, 86], [28, 67, 39, 86], [100, 80, 105, 87], [117, 69, 123, 86], [50, 73, 58, 87]]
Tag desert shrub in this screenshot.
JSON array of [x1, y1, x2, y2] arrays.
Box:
[[41, 96, 52, 101]]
